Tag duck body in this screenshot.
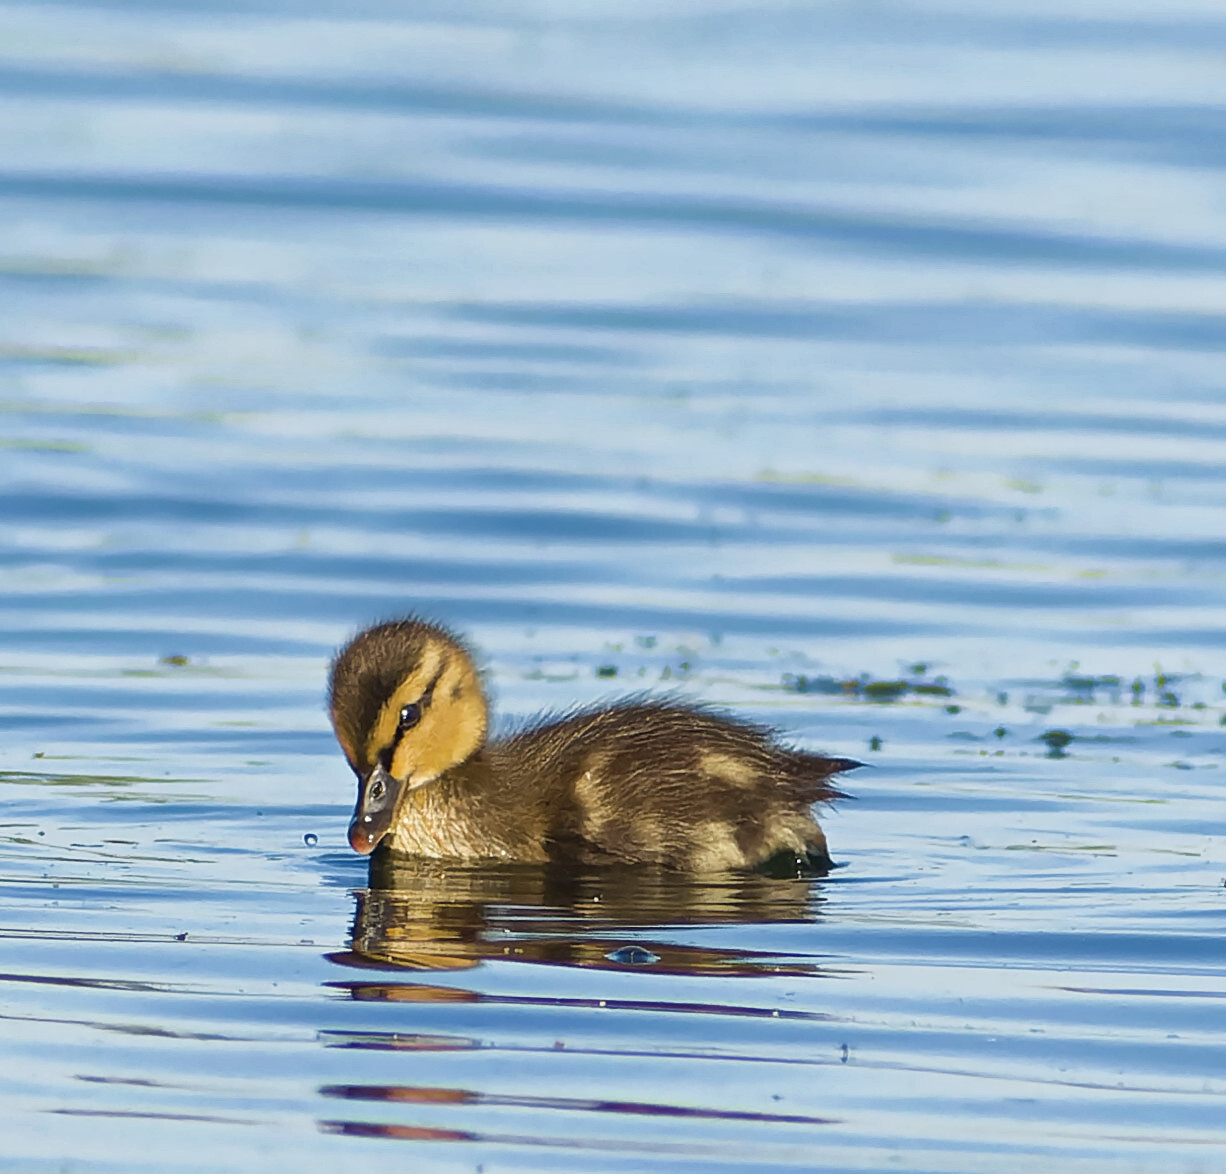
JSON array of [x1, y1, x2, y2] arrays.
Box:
[[328, 619, 856, 872]]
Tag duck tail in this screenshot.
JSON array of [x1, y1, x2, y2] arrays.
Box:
[[806, 754, 860, 802]]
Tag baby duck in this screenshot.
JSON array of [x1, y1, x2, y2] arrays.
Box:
[[328, 619, 857, 872]]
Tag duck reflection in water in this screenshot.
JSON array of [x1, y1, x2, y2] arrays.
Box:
[[321, 851, 847, 1144], [330, 852, 840, 981]]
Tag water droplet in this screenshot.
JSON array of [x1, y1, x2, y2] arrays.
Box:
[[303, 833, 318, 847], [605, 945, 660, 965]]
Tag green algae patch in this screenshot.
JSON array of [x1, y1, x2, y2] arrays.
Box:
[[1040, 729, 1074, 754], [782, 672, 955, 704], [0, 769, 204, 789]]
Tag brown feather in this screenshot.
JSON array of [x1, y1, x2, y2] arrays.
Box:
[[328, 619, 857, 871]]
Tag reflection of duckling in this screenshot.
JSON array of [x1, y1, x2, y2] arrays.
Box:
[[328, 619, 857, 871], [338, 856, 831, 975]]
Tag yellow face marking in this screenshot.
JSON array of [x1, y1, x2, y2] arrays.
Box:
[[364, 639, 488, 787], [363, 643, 445, 768]]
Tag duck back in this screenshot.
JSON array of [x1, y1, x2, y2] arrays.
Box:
[[490, 701, 854, 870]]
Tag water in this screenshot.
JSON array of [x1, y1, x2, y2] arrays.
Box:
[[3, 1, 1226, 1170]]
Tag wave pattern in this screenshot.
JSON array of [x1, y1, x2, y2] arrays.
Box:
[[2, 1, 1226, 1170]]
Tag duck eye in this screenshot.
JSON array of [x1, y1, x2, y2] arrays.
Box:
[[399, 702, 422, 731], [369, 777, 386, 801]]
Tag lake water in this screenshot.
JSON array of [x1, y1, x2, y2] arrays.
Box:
[[3, 1, 1226, 1170]]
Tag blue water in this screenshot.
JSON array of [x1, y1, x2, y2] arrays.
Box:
[[3, 2, 1226, 1170]]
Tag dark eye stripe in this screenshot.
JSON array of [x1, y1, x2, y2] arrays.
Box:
[[419, 658, 447, 710], [386, 660, 448, 760]]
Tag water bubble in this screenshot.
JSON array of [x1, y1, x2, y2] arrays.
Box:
[[605, 945, 660, 966], [303, 833, 318, 847]]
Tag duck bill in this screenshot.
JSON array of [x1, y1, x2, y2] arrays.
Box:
[[348, 763, 404, 855]]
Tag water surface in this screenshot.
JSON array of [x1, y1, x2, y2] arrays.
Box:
[[2, 1, 1226, 1170]]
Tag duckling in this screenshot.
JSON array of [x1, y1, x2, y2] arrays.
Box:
[[328, 619, 857, 872]]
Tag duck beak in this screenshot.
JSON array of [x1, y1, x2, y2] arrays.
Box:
[[348, 763, 403, 855]]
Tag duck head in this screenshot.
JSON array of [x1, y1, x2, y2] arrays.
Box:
[[328, 620, 488, 854]]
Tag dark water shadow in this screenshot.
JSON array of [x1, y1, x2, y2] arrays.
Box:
[[326, 853, 836, 980]]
